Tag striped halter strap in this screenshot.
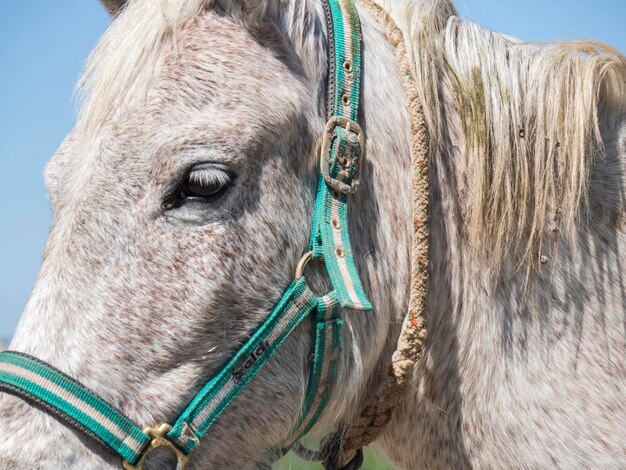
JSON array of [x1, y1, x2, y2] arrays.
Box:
[[0, 1, 372, 469]]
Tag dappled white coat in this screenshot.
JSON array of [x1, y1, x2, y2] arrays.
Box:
[[0, 0, 624, 468]]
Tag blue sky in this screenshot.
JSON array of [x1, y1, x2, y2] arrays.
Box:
[[0, 1, 625, 340]]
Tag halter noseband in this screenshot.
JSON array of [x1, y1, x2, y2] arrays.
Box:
[[0, 1, 371, 468]]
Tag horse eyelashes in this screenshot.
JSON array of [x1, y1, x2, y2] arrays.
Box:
[[180, 165, 233, 201], [187, 168, 231, 192]]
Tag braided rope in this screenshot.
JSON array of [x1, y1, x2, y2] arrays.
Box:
[[339, 1, 430, 465]]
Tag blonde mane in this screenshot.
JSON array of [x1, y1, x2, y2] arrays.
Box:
[[384, 0, 626, 266]]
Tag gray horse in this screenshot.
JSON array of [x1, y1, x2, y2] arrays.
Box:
[[0, 0, 624, 468]]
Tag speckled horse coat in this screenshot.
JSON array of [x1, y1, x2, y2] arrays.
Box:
[[0, 0, 624, 468]]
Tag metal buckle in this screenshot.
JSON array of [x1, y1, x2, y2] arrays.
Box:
[[320, 116, 365, 194], [123, 423, 190, 470]]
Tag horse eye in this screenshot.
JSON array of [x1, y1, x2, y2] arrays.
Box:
[[180, 165, 232, 201]]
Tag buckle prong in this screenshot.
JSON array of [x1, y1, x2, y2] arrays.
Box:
[[320, 116, 365, 194]]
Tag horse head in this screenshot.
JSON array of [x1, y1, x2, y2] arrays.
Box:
[[0, 1, 412, 467]]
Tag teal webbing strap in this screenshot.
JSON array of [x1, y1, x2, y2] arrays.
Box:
[[289, 292, 343, 442], [0, 351, 151, 465], [167, 278, 318, 454], [328, 0, 362, 120], [311, 0, 372, 311], [282, 0, 367, 451]]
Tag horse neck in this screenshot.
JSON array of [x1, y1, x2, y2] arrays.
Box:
[[377, 116, 626, 470], [374, 17, 626, 470]]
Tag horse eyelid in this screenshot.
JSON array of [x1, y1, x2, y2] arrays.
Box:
[[161, 163, 235, 209]]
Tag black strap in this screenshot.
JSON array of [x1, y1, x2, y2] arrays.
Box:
[[324, 444, 364, 470], [321, 433, 364, 470]]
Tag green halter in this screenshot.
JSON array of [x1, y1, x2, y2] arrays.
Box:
[[0, 1, 369, 468]]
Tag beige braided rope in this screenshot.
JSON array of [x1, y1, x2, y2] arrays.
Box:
[[339, 1, 430, 465]]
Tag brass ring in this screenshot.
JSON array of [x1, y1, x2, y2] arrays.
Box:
[[295, 251, 324, 280], [123, 424, 190, 470], [295, 251, 314, 280]]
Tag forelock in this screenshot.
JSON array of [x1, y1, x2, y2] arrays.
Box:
[[78, 0, 323, 133]]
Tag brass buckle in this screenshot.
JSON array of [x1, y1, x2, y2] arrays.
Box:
[[123, 423, 190, 470], [320, 116, 365, 194]]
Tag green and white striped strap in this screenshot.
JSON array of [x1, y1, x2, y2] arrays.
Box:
[[326, 0, 362, 120], [311, 0, 372, 311], [289, 292, 343, 443], [0, 278, 319, 465], [166, 278, 318, 454], [0, 351, 151, 465]]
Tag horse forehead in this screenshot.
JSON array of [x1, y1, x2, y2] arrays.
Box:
[[151, 11, 306, 122], [57, 11, 308, 188]]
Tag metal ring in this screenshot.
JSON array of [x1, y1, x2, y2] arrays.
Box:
[[123, 424, 189, 470], [295, 251, 324, 280], [295, 251, 313, 280]]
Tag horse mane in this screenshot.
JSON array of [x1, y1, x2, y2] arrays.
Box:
[[386, 0, 626, 267], [81, 0, 626, 268]]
